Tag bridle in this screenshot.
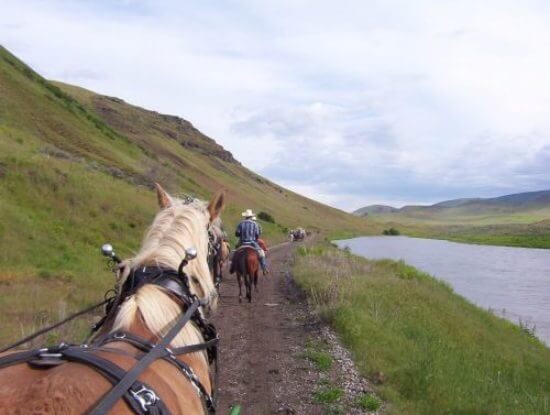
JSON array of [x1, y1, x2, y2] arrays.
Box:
[[0, 202, 222, 415]]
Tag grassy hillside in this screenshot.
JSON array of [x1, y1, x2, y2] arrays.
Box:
[[293, 244, 550, 414], [0, 45, 373, 344]]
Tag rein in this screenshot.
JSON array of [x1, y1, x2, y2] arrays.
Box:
[[0, 295, 113, 354]]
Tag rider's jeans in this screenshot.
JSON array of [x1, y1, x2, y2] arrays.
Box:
[[240, 241, 267, 270]]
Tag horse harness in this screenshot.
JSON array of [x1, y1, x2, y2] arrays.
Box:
[[0, 265, 219, 414]]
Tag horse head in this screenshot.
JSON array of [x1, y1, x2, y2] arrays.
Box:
[[110, 184, 225, 357]]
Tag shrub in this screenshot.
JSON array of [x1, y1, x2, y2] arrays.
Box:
[[519, 319, 537, 340], [257, 211, 275, 223], [356, 393, 382, 411], [38, 269, 53, 280], [383, 227, 400, 235], [303, 350, 333, 371], [313, 387, 344, 404]]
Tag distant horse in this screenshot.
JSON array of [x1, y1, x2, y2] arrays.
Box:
[[212, 240, 230, 288], [220, 240, 230, 268], [293, 228, 306, 241], [208, 218, 230, 288], [230, 246, 260, 303], [0, 183, 225, 415]]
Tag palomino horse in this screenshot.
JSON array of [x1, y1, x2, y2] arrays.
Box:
[[230, 247, 260, 303], [220, 240, 230, 267], [0, 183, 225, 415], [214, 240, 231, 286]]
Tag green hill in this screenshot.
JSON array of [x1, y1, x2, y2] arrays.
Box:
[[353, 204, 397, 217], [354, 191, 550, 248], [0, 45, 373, 343], [357, 190, 550, 225]]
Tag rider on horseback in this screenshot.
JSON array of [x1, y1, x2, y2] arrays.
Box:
[[235, 209, 269, 275]]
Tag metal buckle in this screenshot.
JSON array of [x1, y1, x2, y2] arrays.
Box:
[[38, 352, 63, 359], [164, 346, 176, 360], [130, 385, 158, 412]]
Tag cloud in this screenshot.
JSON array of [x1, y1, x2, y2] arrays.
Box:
[[1, 0, 549, 210]]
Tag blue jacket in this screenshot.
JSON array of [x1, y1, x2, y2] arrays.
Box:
[[235, 219, 261, 243]]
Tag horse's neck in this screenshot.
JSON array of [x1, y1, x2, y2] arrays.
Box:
[[106, 285, 212, 393]]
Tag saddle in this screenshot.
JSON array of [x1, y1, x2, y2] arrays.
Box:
[[234, 243, 259, 253]]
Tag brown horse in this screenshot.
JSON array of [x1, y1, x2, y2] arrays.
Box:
[[212, 239, 231, 289], [230, 247, 260, 303], [0, 184, 225, 414]]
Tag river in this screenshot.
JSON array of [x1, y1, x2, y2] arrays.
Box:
[[335, 236, 550, 345]]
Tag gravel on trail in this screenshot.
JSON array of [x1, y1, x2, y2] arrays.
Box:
[[213, 240, 377, 415]]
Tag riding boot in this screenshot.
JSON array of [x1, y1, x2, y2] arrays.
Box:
[[260, 256, 269, 275]]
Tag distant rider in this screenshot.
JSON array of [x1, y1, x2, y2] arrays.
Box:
[[235, 209, 269, 275]]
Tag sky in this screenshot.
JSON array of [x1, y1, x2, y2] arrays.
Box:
[[1, 0, 550, 210]]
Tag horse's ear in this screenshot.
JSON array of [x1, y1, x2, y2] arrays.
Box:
[[155, 183, 172, 209], [207, 190, 225, 222]]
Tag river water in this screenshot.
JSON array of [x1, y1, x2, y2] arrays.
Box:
[[335, 236, 550, 345]]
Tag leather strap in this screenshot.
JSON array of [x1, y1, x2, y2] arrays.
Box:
[[62, 347, 154, 415], [0, 350, 41, 369], [88, 299, 200, 415]]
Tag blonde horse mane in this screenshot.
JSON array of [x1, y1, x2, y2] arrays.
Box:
[[111, 192, 222, 365], [112, 285, 207, 363]]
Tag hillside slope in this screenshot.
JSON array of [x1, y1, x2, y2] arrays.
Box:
[[353, 204, 398, 217], [0, 45, 373, 343]]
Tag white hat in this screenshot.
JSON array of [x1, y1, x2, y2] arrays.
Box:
[[241, 209, 255, 218]]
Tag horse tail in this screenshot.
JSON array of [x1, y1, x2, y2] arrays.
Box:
[[245, 248, 259, 277]]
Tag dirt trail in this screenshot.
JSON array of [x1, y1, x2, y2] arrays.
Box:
[[213, 240, 323, 414]]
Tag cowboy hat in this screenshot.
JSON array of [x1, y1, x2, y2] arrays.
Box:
[[241, 208, 255, 218]]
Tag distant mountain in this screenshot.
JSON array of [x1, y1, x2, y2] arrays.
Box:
[[353, 190, 550, 224], [429, 191, 550, 209], [354, 205, 398, 217], [432, 198, 481, 208], [489, 190, 550, 206]]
